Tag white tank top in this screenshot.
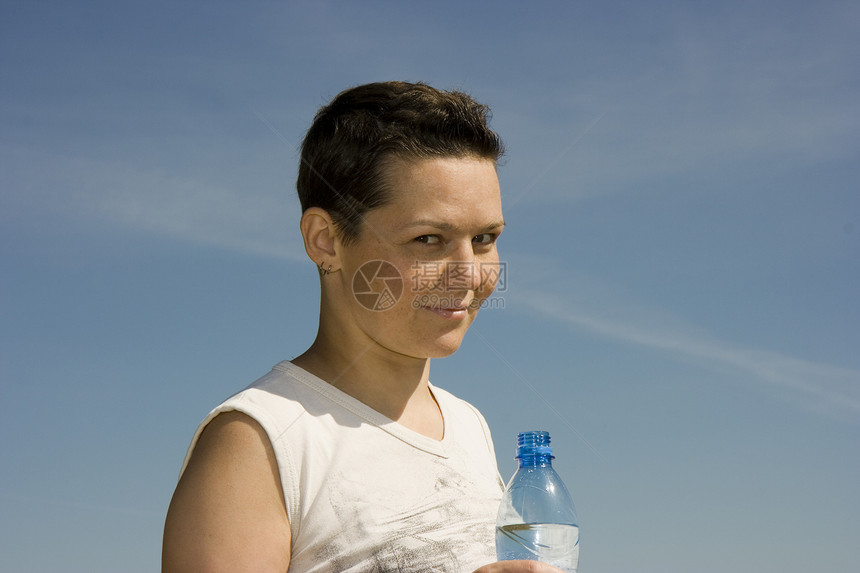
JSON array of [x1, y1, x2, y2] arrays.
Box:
[[180, 361, 505, 572]]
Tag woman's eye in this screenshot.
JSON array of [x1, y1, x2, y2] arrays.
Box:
[[473, 233, 497, 245], [415, 235, 441, 245]]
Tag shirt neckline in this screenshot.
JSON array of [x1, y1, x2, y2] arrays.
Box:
[[273, 360, 451, 458]]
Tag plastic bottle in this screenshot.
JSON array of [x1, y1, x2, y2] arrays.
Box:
[[496, 430, 579, 572]]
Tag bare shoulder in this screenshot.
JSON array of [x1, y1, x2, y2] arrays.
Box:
[[162, 411, 291, 572]]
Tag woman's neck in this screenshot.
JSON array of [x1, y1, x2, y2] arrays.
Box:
[[291, 334, 443, 440]]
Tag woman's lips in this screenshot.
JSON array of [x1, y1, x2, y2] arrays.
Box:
[[414, 293, 476, 319], [424, 305, 468, 319]]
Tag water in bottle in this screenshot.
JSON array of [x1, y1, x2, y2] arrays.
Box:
[[496, 431, 579, 572]]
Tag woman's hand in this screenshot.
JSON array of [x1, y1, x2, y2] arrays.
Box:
[[473, 561, 568, 572]]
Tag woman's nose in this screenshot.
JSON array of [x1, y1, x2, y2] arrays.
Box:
[[442, 258, 481, 292], [441, 240, 481, 291]]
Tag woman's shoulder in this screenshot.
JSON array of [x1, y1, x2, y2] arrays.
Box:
[[163, 409, 292, 572]]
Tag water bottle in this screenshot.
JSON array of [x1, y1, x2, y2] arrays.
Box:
[[496, 430, 579, 572]]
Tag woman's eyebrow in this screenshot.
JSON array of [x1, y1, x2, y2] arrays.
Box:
[[398, 219, 457, 232], [398, 219, 506, 232]]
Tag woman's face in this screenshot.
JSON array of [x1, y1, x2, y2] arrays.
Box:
[[335, 156, 504, 360]]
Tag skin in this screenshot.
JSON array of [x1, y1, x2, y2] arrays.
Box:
[[293, 156, 506, 436], [162, 157, 565, 573]]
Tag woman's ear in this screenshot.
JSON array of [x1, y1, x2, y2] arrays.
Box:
[[300, 207, 341, 272]]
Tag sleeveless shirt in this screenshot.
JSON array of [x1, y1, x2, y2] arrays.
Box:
[[179, 361, 505, 572]]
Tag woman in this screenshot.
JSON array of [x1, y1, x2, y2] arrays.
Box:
[[163, 81, 563, 572]]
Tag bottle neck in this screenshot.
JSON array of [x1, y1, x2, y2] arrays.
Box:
[[515, 430, 555, 468], [517, 453, 554, 468]]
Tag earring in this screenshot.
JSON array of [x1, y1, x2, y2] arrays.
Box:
[[318, 261, 333, 275]]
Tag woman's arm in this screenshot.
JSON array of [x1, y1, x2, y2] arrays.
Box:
[[473, 562, 568, 572], [162, 412, 564, 573], [162, 411, 291, 572]]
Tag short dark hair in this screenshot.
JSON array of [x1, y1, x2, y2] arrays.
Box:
[[296, 81, 504, 243]]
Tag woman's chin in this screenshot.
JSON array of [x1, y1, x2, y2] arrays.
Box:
[[424, 333, 469, 359]]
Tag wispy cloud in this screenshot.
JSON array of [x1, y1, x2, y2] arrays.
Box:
[[507, 256, 860, 422], [2, 145, 307, 261], [499, 3, 860, 204]]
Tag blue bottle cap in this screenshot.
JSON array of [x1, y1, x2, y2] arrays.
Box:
[[516, 430, 554, 459]]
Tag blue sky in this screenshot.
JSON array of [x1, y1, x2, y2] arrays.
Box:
[[1, 1, 858, 571]]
